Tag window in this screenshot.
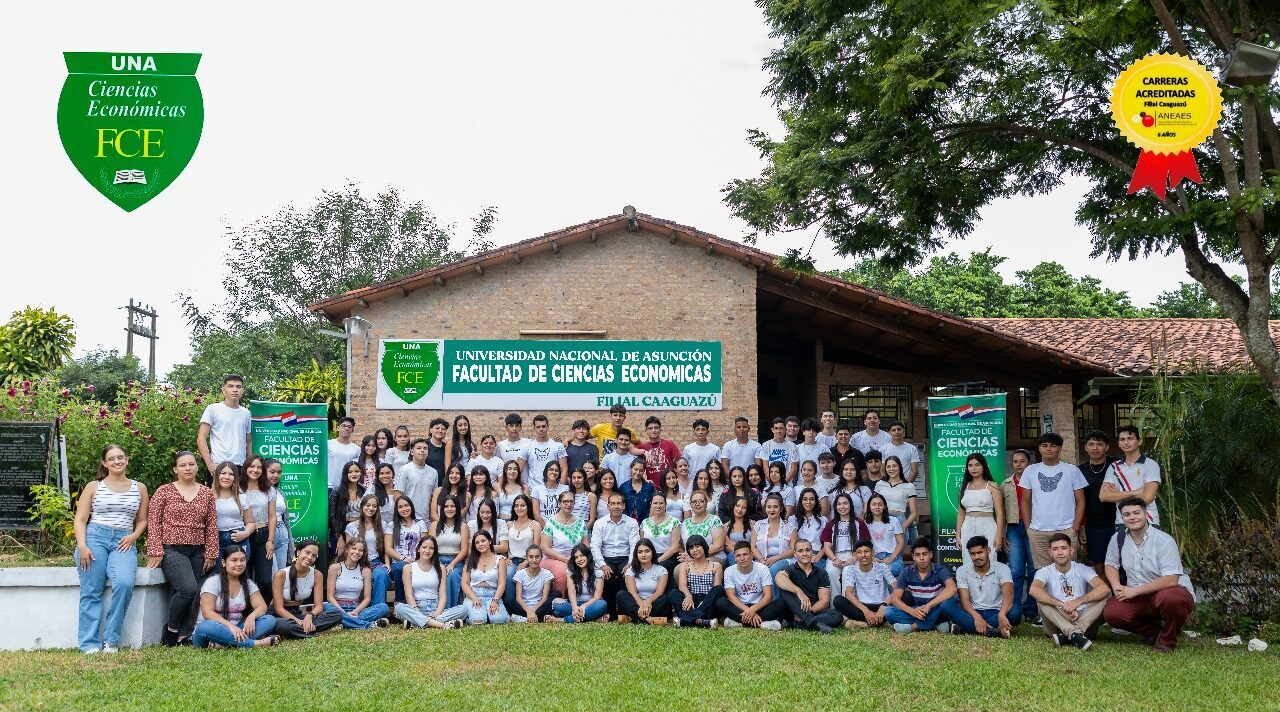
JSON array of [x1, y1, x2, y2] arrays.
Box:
[[829, 385, 913, 437], [1020, 388, 1040, 439], [928, 383, 1004, 398], [1076, 403, 1101, 435], [1114, 403, 1150, 433]]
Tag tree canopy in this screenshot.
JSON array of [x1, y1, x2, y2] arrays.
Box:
[[727, 1, 1280, 401], [56, 349, 146, 406]]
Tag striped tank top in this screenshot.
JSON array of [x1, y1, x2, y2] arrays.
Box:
[[89, 480, 141, 530]]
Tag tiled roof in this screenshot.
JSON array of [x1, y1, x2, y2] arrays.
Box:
[[971, 318, 1276, 376]]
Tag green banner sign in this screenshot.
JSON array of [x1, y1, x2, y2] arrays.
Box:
[[376, 339, 723, 410], [927, 394, 1007, 569], [57, 52, 204, 212], [250, 402, 327, 559]]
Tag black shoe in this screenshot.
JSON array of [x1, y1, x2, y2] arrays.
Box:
[[1050, 633, 1065, 647], [694, 619, 712, 629], [375, 618, 390, 628], [1071, 633, 1093, 651], [815, 623, 834, 634], [1029, 617, 1044, 627], [160, 627, 179, 647]]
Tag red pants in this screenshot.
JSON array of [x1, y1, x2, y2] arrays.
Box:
[[1103, 586, 1194, 649]]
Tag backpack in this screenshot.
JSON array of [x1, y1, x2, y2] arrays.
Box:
[[1112, 530, 1128, 585]]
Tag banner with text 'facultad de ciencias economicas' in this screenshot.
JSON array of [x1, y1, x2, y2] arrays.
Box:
[[250, 402, 327, 548], [376, 340, 722, 410], [927, 394, 1006, 569]]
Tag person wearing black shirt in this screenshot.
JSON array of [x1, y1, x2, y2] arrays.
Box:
[[774, 539, 843, 633], [1079, 430, 1120, 578]]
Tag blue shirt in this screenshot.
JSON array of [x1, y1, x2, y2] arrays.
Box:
[[619, 478, 656, 521], [895, 563, 952, 606]]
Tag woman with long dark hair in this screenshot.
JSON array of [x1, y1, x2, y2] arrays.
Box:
[[429, 494, 470, 607], [821, 493, 871, 591], [386, 495, 428, 602], [431, 463, 468, 521], [718, 466, 758, 523], [955, 452, 1005, 568], [592, 469, 620, 522], [356, 435, 380, 490], [323, 539, 390, 629], [865, 493, 904, 576], [239, 455, 275, 605], [545, 543, 606, 624], [191, 545, 280, 648], [394, 535, 467, 629], [874, 455, 918, 544], [642, 493, 682, 579], [271, 540, 343, 638], [667, 535, 723, 628], [74, 444, 148, 654], [495, 458, 527, 520], [330, 461, 363, 554], [341, 495, 391, 606], [212, 461, 254, 568], [616, 538, 671, 625], [462, 530, 510, 624], [753, 493, 797, 592], [372, 462, 402, 526], [374, 427, 394, 463], [148, 451, 218, 646], [466, 465, 498, 521], [264, 459, 293, 573], [445, 414, 475, 473]]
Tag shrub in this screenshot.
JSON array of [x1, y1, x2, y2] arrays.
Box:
[[25, 484, 75, 556], [1191, 519, 1280, 633]]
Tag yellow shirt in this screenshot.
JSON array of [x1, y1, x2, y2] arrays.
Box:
[[589, 423, 633, 457]]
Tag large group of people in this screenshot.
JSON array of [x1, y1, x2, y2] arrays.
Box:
[[71, 374, 1195, 653]]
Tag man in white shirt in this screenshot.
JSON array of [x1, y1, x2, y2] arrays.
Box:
[[1020, 433, 1087, 569], [1103, 497, 1196, 652], [525, 414, 568, 485], [683, 418, 720, 476], [832, 540, 896, 628], [1099, 424, 1161, 527], [815, 410, 838, 450], [198, 375, 252, 478], [495, 413, 533, 484], [951, 536, 1018, 637], [879, 421, 922, 483], [851, 409, 892, 455], [795, 418, 832, 473], [716, 540, 785, 629], [1030, 532, 1111, 650], [756, 417, 798, 481], [720, 416, 761, 472], [327, 416, 361, 491], [601, 428, 642, 479], [395, 438, 439, 523], [591, 492, 640, 617]]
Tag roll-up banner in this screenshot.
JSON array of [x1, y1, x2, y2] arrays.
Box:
[[927, 394, 1007, 569]]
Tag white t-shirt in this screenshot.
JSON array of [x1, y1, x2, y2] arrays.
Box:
[[761, 439, 798, 472], [513, 567, 554, 607], [468, 455, 506, 484], [879, 441, 921, 478], [1033, 561, 1099, 612], [200, 402, 251, 466], [852, 429, 891, 455], [388, 519, 429, 560], [815, 432, 838, 450], [1104, 456, 1162, 525], [841, 561, 896, 604], [496, 437, 534, 482], [721, 439, 761, 471], [601, 451, 640, 480], [867, 519, 902, 555], [525, 439, 567, 484], [724, 561, 773, 606], [625, 564, 667, 601], [530, 482, 569, 519], [395, 462, 438, 523], [385, 447, 411, 471], [197, 577, 258, 624], [874, 480, 917, 517], [1023, 462, 1088, 531], [683, 442, 721, 476], [794, 442, 831, 471], [328, 439, 362, 490]]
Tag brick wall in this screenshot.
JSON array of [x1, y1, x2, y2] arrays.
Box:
[[345, 228, 758, 445]]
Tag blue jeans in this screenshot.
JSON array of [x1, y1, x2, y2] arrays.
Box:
[[551, 598, 607, 623], [884, 598, 963, 631], [393, 600, 468, 627], [502, 557, 525, 613], [76, 523, 137, 652], [272, 522, 290, 573], [368, 559, 391, 606], [217, 529, 249, 571], [389, 560, 408, 603], [466, 588, 510, 624], [1005, 523, 1036, 612], [441, 555, 462, 608], [191, 615, 277, 647], [326, 601, 389, 629], [950, 604, 1023, 636], [893, 516, 918, 549], [876, 551, 903, 576], [768, 559, 790, 596]]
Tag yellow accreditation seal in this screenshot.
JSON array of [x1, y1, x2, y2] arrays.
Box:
[[1110, 52, 1223, 199]]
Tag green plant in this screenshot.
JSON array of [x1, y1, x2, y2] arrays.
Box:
[[1189, 602, 1237, 637], [1190, 520, 1280, 632], [1256, 620, 1280, 644], [25, 484, 75, 556], [0, 307, 76, 386], [272, 359, 346, 432]]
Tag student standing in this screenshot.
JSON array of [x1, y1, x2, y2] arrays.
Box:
[[794, 419, 832, 472], [386, 496, 429, 602], [1078, 431, 1121, 575], [600, 428, 642, 484], [73, 444, 148, 654], [394, 536, 467, 629], [875, 456, 918, 544], [951, 536, 1019, 637], [444, 415, 474, 473], [1029, 533, 1111, 650], [683, 419, 720, 476], [468, 434, 505, 486], [430, 464, 468, 520], [424, 418, 449, 476], [1001, 448, 1036, 616], [239, 456, 276, 605], [1021, 433, 1088, 569], [429, 495, 470, 608], [330, 461, 364, 552], [833, 540, 896, 628], [592, 469, 621, 522], [757, 418, 799, 481], [833, 459, 873, 522], [263, 459, 293, 573], [462, 530, 510, 625], [546, 544, 607, 624], [341, 495, 392, 605], [615, 538, 672, 625], [565, 419, 601, 474], [271, 541, 344, 639], [1100, 425, 1162, 529], [634, 416, 682, 489], [775, 539, 842, 633], [661, 468, 687, 521], [667, 535, 724, 628], [356, 436, 381, 491], [753, 494, 797, 590], [879, 421, 922, 483], [191, 546, 280, 648], [212, 462, 254, 567], [864, 494, 904, 575], [197, 375, 252, 479], [716, 541, 785, 629], [619, 458, 656, 521], [718, 467, 758, 523], [851, 409, 892, 455], [374, 428, 395, 463], [567, 468, 598, 529], [790, 488, 828, 564], [324, 539, 390, 629], [829, 423, 866, 483], [591, 492, 641, 617], [396, 438, 439, 525], [327, 417, 360, 492], [530, 462, 569, 521], [147, 451, 219, 646], [495, 460, 528, 520], [954, 453, 1005, 568], [465, 466, 498, 521], [762, 462, 796, 516], [526, 415, 569, 486], [884, 539, 961, 634], [385, 425, 413, 470], [587, 403, 630, 457], [816, 410, 838, 449], [496, 413, 533, 483], [720, 416, 761, 473]]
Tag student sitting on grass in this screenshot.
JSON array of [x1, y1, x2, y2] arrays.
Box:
[[884, 539, 961, 634], [510, 545, 556, 623], [271, 540, 343, 639], [191, 545, 280, 648], [393, 535, 467, 629], [1029, 532, 1110, 650], [615, 538, 672, 625], [546, 544, 608, 624], [715, 540, 785, 630], [950, 536, 1019, 638], [324, 539, 390, 630], [832, 540, 896, 629]]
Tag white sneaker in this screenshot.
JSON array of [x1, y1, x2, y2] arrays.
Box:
[[936, 622, 951, 634], [101, 645, 118, 654], [708, 619, 720, 629], [83, 648, 101, 655], [722, 618, 743, 629], [760, 620, 783, 631], [510, 615, 527, 624], [892, 623, 914, 634]]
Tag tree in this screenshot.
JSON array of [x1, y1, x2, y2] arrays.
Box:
[[0, 307, 76, 386], [1012, 262, 1139, 317], [172, 184, 497, 392], [1147, 274, 1280, 317], [726, 2, 1280, 403], [56, 349, 146, 406]]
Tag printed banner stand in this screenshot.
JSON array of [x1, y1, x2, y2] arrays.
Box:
[[250, 402, 328, 567], [926, 394, 1007, 570]]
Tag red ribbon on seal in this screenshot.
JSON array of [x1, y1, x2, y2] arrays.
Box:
[[1126, 150, 1201, 199]]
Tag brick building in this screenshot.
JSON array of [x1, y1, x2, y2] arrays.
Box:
[[308, 211, 1144, 462]]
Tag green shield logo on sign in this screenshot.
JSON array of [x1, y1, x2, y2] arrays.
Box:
[[381, 341, 441, 405], [57, 53, 204, 212]]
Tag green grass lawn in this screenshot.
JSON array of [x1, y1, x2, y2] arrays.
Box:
[[0, 624, 1276, 711]]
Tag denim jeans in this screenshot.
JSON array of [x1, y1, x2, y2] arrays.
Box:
[[884, 598, 963, 631], [393, 600, 468, 627], [368, 559, 391, 606], [190, 615, 277, 648], [326, 601, 389, 629], [466, 588, 510, 624], [502, 557, 525, 612], [217, 529, 247, 570], [76, 523, 137, 652], [1005, 523, 1036, 612], [272, 522, 291, 574], [160, 544, 206, 638], [950, 604, 1022, 636], [876, 551, 904, 576], [767, 560, 790, 596], [441, 555, 462, 607], [668, 586, 724, 626], [551, 598, 606, 623]]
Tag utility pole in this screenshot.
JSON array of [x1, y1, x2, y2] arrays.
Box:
[[123, 299, 158, 381]]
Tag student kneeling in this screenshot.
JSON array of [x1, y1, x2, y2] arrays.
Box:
[[951, 536, 1019, 637], [716, 540, 786, 630], [1102, 497, 1196, 652]]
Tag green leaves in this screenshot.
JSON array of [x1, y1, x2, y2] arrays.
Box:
[[272, 359, 346, 433], [0, 307, 76, 386]]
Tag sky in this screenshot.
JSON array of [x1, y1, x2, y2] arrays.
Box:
[[1, 2, 1195, 378]]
